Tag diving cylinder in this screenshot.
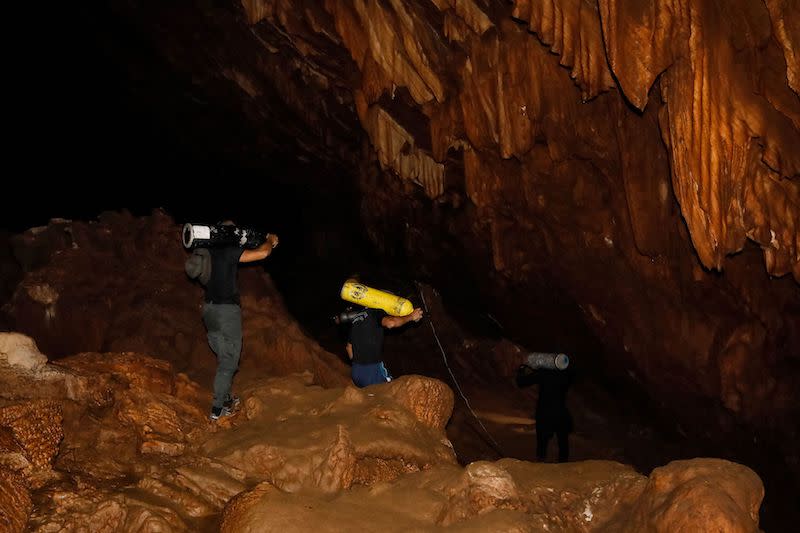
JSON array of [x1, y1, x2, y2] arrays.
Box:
[[526, 352, 570, 370], [182, 223, 266, 250], [340, 279, 414, 317]]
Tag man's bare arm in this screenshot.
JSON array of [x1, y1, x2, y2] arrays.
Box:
[[240, 234, 279, 263], [346, 343, 353, 360], [381, 308, 424, 329]]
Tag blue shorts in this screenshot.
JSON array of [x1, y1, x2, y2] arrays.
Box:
[[351, 362, 392, 388]]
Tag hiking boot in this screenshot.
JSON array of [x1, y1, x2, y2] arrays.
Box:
[[224, 394, 241, 411], [209, 405, 233, 421]]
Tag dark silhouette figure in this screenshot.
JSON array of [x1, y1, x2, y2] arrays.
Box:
[[516, 364, 573, 462]]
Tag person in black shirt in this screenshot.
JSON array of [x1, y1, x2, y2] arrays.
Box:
[[516, 364, 573, 462], [345, 306, 423, 387], [196, 226, 279, 420]]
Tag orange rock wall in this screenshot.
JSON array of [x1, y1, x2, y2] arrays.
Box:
[[245, 0, 798, 279]]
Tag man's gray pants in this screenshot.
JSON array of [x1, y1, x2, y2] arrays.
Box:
[[203, 303, 242, 409]]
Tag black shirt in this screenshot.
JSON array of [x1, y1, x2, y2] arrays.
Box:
[[348, 308, 386, 364], [516, 367, 572, 420], [204, 246, 243, 305]]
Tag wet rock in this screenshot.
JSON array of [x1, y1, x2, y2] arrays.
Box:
[[0, 469, 31, 533], [613, 459, 763, 533], [437, 461, 524, 526], [381, 375, 454, 430], [0, 333, 48, 372], [172, 461, 248, 509], [202, 374, 457, 493], [27, 485, 188, 533], [0, 400, 63, 472], [220, 457, 763, 532]]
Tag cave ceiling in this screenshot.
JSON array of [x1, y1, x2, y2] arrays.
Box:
[[96, 0, 799, 281]]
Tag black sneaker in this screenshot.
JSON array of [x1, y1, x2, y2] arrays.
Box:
[[209, 405, 233, 421], [224, 395, 241, 410]]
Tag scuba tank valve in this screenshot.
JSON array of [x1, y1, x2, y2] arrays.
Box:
[[332, 309, 367, 325]]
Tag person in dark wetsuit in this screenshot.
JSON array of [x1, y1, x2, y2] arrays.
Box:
[[196, 226, 279, 420], [516, 364, 573, 462], [345, 306, 423, 387]]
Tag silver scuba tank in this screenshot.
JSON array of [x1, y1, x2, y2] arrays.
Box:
[[182, 222, 266, 250], [526, 352, 570, 370]]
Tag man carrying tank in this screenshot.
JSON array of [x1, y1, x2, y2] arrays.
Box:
[[186, 221, 279, 420], [340, 304, 423, 387]]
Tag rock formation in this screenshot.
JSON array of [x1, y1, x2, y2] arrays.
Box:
[[0, 332, 422, 530], [0, 329, 766, 532], [220, 458, 763, 532]]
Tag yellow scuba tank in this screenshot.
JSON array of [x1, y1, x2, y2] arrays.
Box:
[[340, 279, 414, 316]]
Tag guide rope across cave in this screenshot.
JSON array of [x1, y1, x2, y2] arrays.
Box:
[[415, 281, 506, 458]]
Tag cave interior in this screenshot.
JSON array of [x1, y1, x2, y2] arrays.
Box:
[[2, 0, 799, 531]]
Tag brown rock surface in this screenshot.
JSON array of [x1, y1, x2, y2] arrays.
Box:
[[0, 469, 31, 533], [0, 333, 48, 372], [0, 340, 225, 530], [0, 303, 772, 531], [220, 458, 762, 532], [611, 459, 763, 533], [201, 373, 457, 493], [28, 485, 189, 533], [0, 400, 62, 473], [0, 330, 462, 531], [381, 373, 454, 431]]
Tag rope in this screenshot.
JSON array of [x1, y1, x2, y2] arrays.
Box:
[[416, 283, 506, 457]]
